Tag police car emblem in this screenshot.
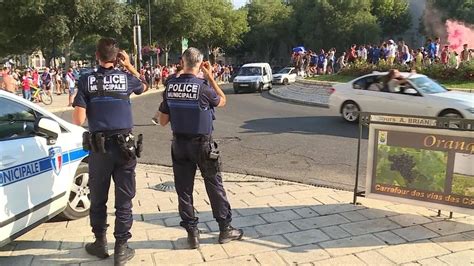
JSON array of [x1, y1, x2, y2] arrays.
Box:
[[49, 147, 63, 175]]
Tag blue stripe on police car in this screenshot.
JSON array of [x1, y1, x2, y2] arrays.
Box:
[[0, 148, 88, 187]]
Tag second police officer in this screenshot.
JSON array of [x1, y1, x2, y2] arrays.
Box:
[[157, 47, 243, 249], [72, 38, 147, 266]]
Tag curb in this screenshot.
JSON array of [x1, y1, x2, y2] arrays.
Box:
[[268, 87, 329, 108], [296, 78, 338, 87], [46, 88, 165, 113]]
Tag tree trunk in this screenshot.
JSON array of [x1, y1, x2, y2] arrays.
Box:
[[64, 35, 76, 70], [42, 48, 53, 68], [164, 44, 170, 66], [205, 43, 211, 61]]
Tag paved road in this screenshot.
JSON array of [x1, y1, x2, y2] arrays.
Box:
[[56, 84, 368, 190]]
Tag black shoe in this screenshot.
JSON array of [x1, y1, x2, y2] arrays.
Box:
[[187, 228, 200, 249], [114, 241, 135, 266], [218, 225, 243, 244], [85, 236, 109, 259]]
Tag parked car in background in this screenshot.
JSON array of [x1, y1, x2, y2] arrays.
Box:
[[272, 67, 297, 85], [0, 90, 90, 247], [329, 72, 474, 122], [232, 63, 273, 93]]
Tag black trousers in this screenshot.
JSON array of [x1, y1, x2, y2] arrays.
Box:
[[171, 135, 232, 230], [89, 140, 137, 241]]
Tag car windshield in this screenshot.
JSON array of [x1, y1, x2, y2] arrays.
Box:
[[277, 68, 292, 74], [238, 67, 261, 76], [409, 76, 447, 94]]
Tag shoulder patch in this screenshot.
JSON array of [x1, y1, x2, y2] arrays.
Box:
[[166, 83, 200, 100]]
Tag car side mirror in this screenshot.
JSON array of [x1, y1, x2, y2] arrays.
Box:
[[34, 117, 61, 145]]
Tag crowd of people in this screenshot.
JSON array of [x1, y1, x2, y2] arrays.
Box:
[[140, 61, 235, 88], [292, 38, 473, 77], [0, 66, 79, 106], [0, 59, 237, 109]]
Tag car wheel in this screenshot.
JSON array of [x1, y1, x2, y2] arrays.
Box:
[[439, 110, 463, 119], [268, 83, 273, 90], [341, 101, 360, 122], [439, 110, 463, 128], [257, 83, 263, 93], [283, 78, 289, 85], [60, 162, 90, 220], [234, 89, 239, 94]]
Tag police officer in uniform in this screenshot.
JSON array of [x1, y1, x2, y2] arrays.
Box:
[[72, 38, 147, 265], [158, 47, 243, 249]]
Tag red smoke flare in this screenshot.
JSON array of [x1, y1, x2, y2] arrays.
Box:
[[446, 20, 474, 52]]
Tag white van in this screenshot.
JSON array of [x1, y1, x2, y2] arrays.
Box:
[[232, 63, 273, 93]]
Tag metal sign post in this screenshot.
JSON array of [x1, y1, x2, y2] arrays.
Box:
[[133, 13, 142, 70]]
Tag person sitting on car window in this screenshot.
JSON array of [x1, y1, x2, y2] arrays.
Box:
[[383, 69, 407, 93]]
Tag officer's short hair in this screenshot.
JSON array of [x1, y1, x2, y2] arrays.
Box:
[[96, 38, 119, 63], [182, 47, 203, 68]]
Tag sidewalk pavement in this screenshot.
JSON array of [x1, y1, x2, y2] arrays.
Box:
[[269, 80, 330, 107], [1, 164, 473, 265]]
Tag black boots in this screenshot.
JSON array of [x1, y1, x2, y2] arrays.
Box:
[[218, 225, 244, 244], [85, 236, 109, 258], [85, 236, 134, 265], [187, 227, 200, 249], [114, 240, 135, 266]]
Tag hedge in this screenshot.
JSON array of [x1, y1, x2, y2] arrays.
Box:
[[339, 60, 474, 82]]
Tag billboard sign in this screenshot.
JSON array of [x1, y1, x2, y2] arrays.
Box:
[[366, 124, 474, 215]]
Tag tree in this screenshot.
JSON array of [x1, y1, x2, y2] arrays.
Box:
[[139, 0, 200, 65], [0, 0, 132, 68], [429, 0, 474, 24], [242, 0, 295, 62], [192, 0, 249, 63], [290, 0, 381, 53], [371, 0, 412, 38], [70, 34, 102, 66]]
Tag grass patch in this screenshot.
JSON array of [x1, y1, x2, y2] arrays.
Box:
[[306, 75, 473, 91], [307, 75, 355, 83], [438, 80, 474, 90]]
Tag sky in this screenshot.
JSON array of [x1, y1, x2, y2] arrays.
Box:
[[232, 0, 247, 9]]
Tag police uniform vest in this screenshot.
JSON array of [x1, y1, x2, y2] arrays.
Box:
[[166, 75, 213, 135], [86, 68, 133, 133]]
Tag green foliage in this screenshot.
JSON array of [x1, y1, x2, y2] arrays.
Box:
[[70, 34, 102, 62], [452, 173, 474, 197], [339, 60, 410, 76], [290, 0, 381, 52], [371, 0, 412, 37], [240, 0, 294, 61], [141, 0, 247, 63], [191, 0, 249, 54], [376, 145, 447, 192], [338, 60, 474, 82], [429, 0, 474, 24], [142, 0, 198, 50], [0, 0, 132, 63]]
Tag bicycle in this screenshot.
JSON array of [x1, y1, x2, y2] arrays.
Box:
[[31, 85, 53, 105]]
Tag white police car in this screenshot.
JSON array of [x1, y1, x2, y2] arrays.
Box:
[[0, 90, 89, 247]]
